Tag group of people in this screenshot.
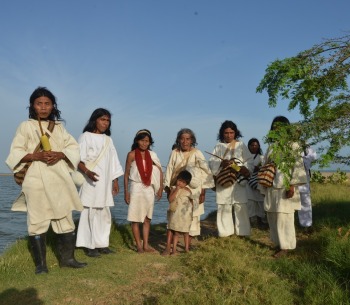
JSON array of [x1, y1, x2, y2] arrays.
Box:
[[6, 87, 315, 274]]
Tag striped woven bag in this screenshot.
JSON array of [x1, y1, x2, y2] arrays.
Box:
[[257, 163, 276, 188]]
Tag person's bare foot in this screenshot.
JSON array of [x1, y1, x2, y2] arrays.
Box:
[[143, 247, 157, 253], [161, 249, 171, 256], [136, 247, 144, 254]]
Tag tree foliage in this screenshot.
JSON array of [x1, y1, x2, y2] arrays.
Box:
[[257, 34, 350, 168]]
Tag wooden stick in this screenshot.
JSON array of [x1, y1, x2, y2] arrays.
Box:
[[204, 151, 224, 160], [37, 116, 44, 136]]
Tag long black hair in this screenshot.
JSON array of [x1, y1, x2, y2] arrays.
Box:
[[83, 108, 112, 136], [217, 120, 242, 142], [248, 138, 263, 155], [270, 116, 290, 131], [131, 129, 154, 150], [29, 87, 62, 121]]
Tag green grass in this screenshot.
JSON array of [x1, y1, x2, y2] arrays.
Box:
[[1, 183, 350, 304]]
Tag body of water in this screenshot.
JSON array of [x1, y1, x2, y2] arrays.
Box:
[[0, 175, 217, 255]]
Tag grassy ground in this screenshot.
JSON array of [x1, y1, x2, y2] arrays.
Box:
[[1, 183, 350, 304]]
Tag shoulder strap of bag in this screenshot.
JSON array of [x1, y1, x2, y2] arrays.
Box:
[[20, 120, 55, 168], [88, 136, 110, 170], [170, 148, 196, 186], [223, 140, 236, 159], [32, 120, 55, 154]]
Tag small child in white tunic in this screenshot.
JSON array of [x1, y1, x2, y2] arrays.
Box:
[[163, 170, 193, 255], [124, 129, 163, 253]]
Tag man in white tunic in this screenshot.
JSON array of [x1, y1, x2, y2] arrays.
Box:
[[262, 116, 307, 258], [209, 120, 253, 237], [6, 87, 86, 274]]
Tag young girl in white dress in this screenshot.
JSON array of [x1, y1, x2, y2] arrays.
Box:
[[124, 129, 163, 253]]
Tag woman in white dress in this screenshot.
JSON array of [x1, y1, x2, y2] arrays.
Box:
[[124, 129, 163, 253], [163, 128, 214, 255], [76, 108, 124, 257]]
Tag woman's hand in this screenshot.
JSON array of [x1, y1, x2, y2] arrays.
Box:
[[112, 179, 119, 196], [124, 192, 130, 205], [199, 189, 206, 204], [221, 159, 231, 168], [285, 186, 295, 198], [85, 170, 99, 182], [156, 188, 163, 201]]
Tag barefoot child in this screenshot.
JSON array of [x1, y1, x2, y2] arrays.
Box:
[[124, 129, 163, 253], [163, 170, 193, 255]]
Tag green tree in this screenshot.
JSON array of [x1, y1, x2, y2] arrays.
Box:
[[257, 34, 350, 168]]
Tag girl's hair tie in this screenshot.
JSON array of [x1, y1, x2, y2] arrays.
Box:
[[136, 129, 151, 136]]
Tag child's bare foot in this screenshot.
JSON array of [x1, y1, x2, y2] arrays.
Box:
[[143, 247, 157, 253], [170, 251, 179, 256], [136, 247, 144, 254], [161, 249, 171, 256]]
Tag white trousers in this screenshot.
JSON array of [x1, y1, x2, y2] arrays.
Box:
[[298, 192, 312, 227], [76, 207, 112, 249], [267, 212, 296, 250], [217, 203, 251, 237], [28, 214, 75, 236]]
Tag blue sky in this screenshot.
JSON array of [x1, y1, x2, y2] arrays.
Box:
[[1, 0, 349, 173]]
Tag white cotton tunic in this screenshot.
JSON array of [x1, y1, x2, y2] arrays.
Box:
[[78, 132, 124, 208], [127, 151, 162, 222], [263, 143, 308, 213], [6, 119, 83, 225], [209, 141, 253, 205], [263, 143, 308, 249], [167, 187, 193, 233]]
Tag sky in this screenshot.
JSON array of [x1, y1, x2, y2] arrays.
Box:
[[1, 0, 349, 173]]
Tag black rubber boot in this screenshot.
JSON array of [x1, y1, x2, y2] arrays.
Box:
[[29, 234, 48, 274], [57, 232, 87, 268], [98, 247, 115, 254], [84, 248, 101, 257]]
